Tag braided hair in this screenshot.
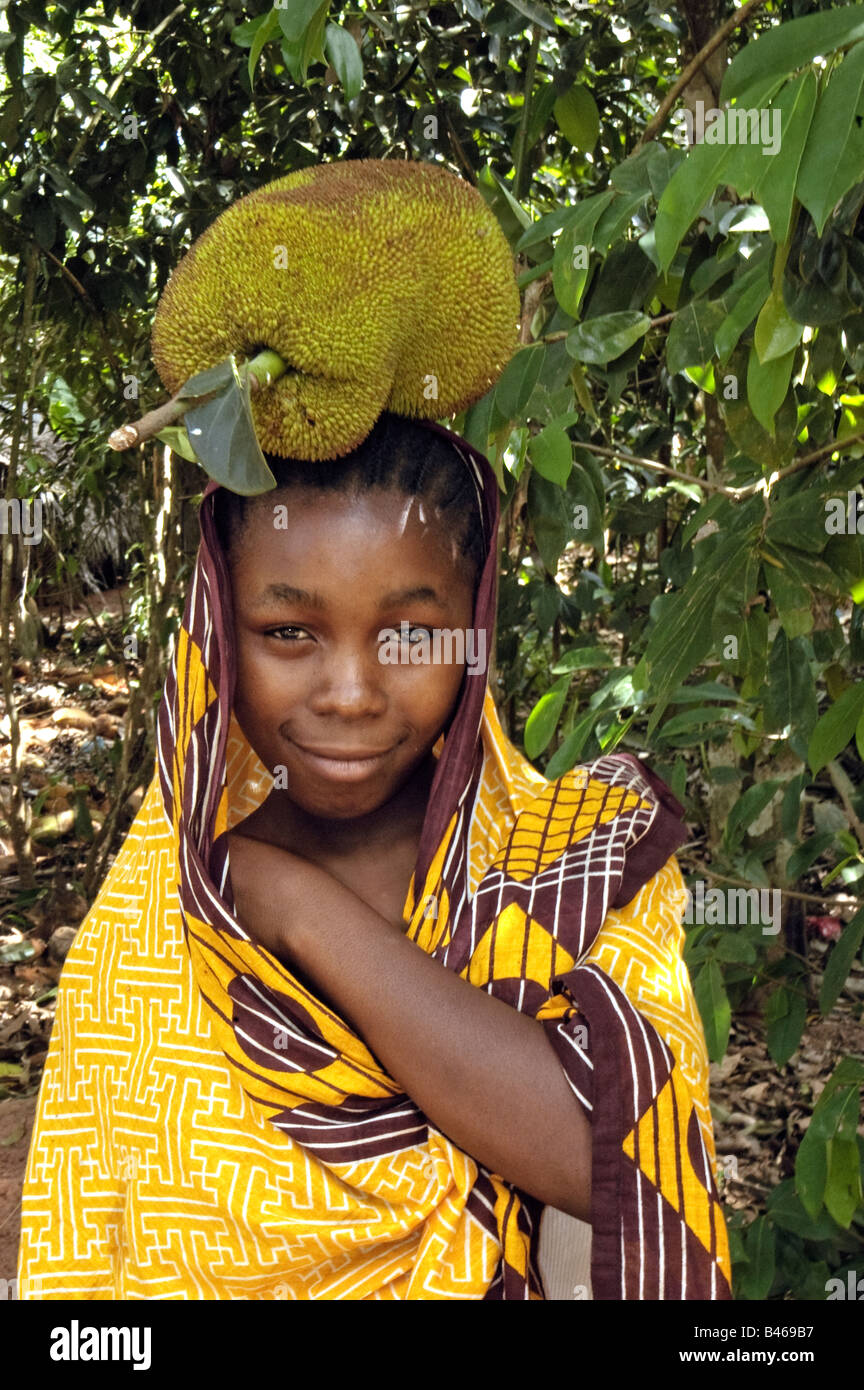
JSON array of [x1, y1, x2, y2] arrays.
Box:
[[214, 412, 486, 584]]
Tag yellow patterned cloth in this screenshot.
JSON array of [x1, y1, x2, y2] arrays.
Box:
[[18, 423, 731, 1300]]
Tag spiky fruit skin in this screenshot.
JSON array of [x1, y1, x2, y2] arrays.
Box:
[[150, 159, 520, 461]]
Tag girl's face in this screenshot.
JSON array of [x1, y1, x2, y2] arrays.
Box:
[[228, 486, 478, 821]]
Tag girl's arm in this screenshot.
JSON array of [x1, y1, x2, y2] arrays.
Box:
[[228, 833, 591, 1221]]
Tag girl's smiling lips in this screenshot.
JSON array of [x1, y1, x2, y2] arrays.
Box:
[[288, 740, 399, 781]]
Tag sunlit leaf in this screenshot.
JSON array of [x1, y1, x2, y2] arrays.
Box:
[[752, 70, 818, 243], [324, 22, 363, 102], [524, 674, 570, 758], [551, 647, 614, 674], [754, 288, 805, 364], [545, 709, 601, 778], [746, 342, 796, 434], [796, 40, 864, 236], [529, 423, 571, 484], [554, 83, 599, 153], [722, 7, 864, 105]]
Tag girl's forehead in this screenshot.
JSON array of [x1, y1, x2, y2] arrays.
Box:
[[236, 486, 465, 552], [240, 486, 464, 550], [226, 487, 479, 600], [248, 483, 437, 518]]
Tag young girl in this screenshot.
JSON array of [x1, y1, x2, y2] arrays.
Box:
[[18, 409, 731, 1300]]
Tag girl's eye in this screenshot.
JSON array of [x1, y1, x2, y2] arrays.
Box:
[[405, 626, 433, 645], [267, 626, 310, 641]]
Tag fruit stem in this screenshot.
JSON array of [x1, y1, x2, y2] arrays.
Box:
[[107, 349, 287, 452], [244, 348, 286, 391]]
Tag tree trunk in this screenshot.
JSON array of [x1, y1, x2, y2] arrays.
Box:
[[0, 248, 39, 890]]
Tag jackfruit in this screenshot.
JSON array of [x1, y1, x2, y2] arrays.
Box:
[[151, 158, 520, 461]]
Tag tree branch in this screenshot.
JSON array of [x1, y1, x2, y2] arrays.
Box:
[[107, 349, 287, 451], [767, 429, 864, 483], [678, 861, 861, 910], [573, 431, 864, 500], [579, 442, 741, 495], [634, 0, 770, 150]]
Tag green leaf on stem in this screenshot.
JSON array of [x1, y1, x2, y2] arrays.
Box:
[[722, 7, 864, 106], [529, 423, 572, 485], [566, 310, 650, 365], [746, 343, 796, 434], [184, 374, 276, 495], [554, 83, 599, 153], [324, 23, 363, 102], [796, 40, 864, 236], [765, 984, 807, 1067], [524, 674, 570, 759], [807, 683, 864, 773], [693, 958, 731, 1062]]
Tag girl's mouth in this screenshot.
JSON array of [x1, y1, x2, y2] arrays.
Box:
[[288, 741, 395, 783]]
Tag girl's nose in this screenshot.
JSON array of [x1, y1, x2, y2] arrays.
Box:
[[307, 646, 389, 719]]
